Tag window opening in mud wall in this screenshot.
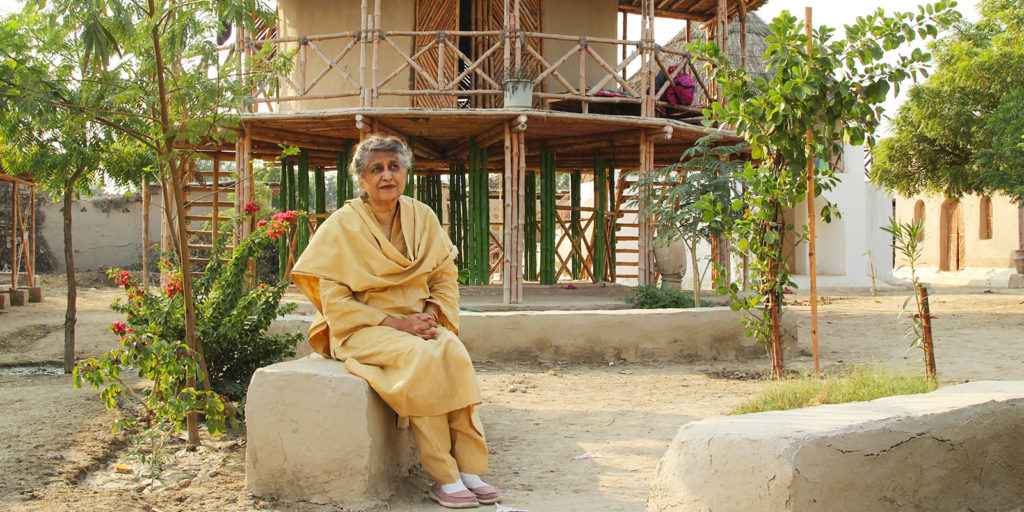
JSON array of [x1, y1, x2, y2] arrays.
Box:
[[979, 196, 993, 240], [940, 200, 965, 271], [913, 200, 926, 242]]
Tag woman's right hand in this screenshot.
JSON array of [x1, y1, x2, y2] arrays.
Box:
[[381, 313, 438, 340]]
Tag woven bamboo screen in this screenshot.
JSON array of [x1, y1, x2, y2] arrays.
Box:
[[414, 0, 459, 108]]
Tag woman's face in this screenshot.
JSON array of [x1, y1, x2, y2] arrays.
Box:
[[358, 150, 406, 206]]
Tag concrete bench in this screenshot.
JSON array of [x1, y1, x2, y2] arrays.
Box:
[[245, 354, 416, 507], [647, 381, 1024, 511]]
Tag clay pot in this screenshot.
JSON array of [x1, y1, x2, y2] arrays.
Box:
[[1011, 249, 1024, 274], [654, 239, 687, 290]]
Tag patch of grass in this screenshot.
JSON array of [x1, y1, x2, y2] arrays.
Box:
[[732, 366, 938, 415], [622, 285, 708, 309]]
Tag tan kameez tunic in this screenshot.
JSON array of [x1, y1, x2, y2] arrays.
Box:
[[290, 196, 481, 420]]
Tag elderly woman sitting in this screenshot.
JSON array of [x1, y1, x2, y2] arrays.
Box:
[[290, 136, 500, 509]]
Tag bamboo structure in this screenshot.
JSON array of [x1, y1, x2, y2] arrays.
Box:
[[1, 174, 37, 291], [191, 0, 765, 303]]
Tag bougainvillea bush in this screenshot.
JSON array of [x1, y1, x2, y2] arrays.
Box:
[[74, 209, 303, 445]]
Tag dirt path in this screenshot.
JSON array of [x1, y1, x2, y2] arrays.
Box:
[[0, 279, 1021, 511]]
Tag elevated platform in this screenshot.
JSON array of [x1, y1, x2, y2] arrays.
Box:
[[235, 107, 742, 169]]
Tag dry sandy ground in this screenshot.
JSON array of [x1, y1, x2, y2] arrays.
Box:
[[0, 274, 1022, 511]]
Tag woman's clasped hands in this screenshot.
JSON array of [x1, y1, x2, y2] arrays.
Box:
[[383, 312, 439, 340]]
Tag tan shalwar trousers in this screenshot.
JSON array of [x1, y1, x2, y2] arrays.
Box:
[[409, 407, 489, 484], [331, 325, 489, 485]]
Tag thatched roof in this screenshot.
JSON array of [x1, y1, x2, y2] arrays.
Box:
[[627, 12, 772, 107], [618, 0, 768, 22]]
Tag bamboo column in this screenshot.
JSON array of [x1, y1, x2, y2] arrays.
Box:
[[28, 184, 35, 287], [314, 166, 326, 226], [360, 0, 369, 107], [405, 138, 416, 197], [637, 129, 655, 286], [539, 142, 556, 284], [606, 160, 617, 281], [337, 141, 354, 205], [449, 163, 469, 269], [524, 170, 537, 280], [593, 151, 607, 283], [468, 143, 490, 285], [296, 149, 310, 257], [503, 121, 524, 304], [805, 7, 820, 376], [372, 0, 381, 107], [10, 181, 19, 289], [570, 169, 581, 280], [278, 157, 289, 278]]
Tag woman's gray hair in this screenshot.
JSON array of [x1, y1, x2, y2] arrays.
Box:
[[349, 135, 412, 177]]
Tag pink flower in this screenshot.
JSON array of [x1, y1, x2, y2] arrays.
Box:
[[257, 220, 267, 227], [111, 322, 128, 335], [244, 201, 261, 215], [163, 274, 183, 298]]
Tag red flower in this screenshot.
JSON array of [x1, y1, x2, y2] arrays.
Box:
[[163, 274, 183, 298], [257, 220, 267, 227], [111, 322, 128, 335], [244, 201, 261, 215]]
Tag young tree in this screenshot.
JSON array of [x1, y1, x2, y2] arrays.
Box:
[[0, 0, 287, 446], [0, 12, 152, 374], [635, 134, 744, 307], [689, 4, 959, 377]]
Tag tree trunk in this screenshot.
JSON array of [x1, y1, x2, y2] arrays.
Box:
[[61, 170, 86, 373], [141, 179, 151, 287], [688, 238, 702, 308]]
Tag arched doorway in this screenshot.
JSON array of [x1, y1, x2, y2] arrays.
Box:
[[940, 200, 965, 271]]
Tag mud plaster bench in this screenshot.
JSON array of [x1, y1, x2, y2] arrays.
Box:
[[647, 381, 1024, 511], [245, 354, 417, 506]]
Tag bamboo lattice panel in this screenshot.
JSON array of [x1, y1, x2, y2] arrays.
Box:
[[414, 0, 459, 108]]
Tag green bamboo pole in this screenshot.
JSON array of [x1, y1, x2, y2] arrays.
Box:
[[296, 149, 310, 257], [570, 169, 581, 280], [607, 160, 617, 280], [477, 146, 490, 285], [524, 171, 537, 280], [337, 142, 353, 207], [404, 138, 416, 197], [286, 160, 296, 211], [539, 143, 556, 284], [457, 164, 468, 270], [314, 166, 326, 225], [278, 158, 289, 278], [593, 150, 606, 283]]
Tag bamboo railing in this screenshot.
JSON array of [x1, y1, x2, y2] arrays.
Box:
[[237, 18, 712, 116]]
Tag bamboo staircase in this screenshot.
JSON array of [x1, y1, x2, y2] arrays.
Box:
[[612, 172, 641, 281], [183, 159, 233, 275]]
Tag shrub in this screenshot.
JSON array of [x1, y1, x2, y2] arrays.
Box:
[[732, 366, 938, 415], [622, 285, 706, 309]]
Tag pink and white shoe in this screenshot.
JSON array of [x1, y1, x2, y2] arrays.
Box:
[[429, 483, 480, 509], [468, 483, 502, 504]]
